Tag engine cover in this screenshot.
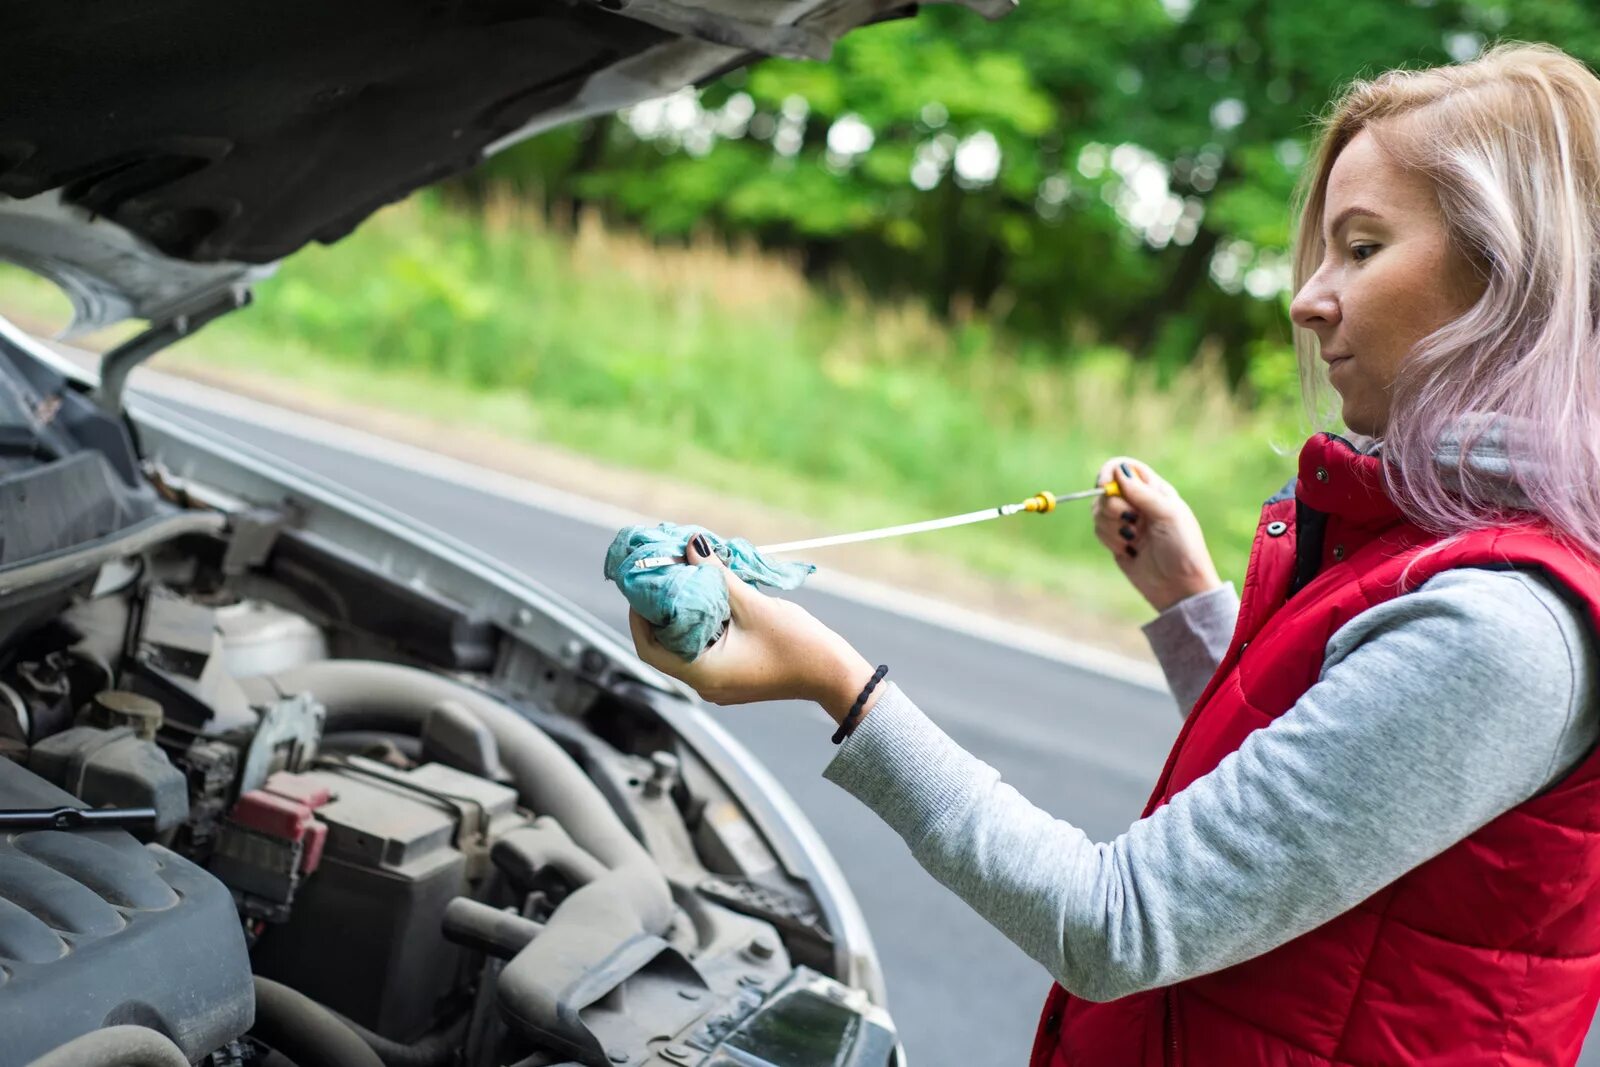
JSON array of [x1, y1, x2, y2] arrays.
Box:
[[0, 757, 254, 1066]]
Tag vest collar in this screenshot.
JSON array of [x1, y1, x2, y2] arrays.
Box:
[[1296, 432, 1404, 526]]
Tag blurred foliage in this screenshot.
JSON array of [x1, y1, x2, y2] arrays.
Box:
[[0, 196, 1302, 621], [456, 0, 1600, 399], [241, 195, 1305, 615]]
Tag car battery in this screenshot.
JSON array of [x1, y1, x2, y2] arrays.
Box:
[[247, 756, 528, 1040]]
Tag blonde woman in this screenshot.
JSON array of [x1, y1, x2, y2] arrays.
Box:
[[629, 44, 1600, 1065]]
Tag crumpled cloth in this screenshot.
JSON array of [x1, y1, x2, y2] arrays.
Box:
[[604, 522, 815, 661]]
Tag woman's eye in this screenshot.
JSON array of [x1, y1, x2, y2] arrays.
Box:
[[1351, 243, 1379, 262]]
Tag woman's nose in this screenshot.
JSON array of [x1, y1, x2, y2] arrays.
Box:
[[1289, 272, 1340, 333]]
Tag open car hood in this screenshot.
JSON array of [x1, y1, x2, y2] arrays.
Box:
[[0, 0, 1011, 333]]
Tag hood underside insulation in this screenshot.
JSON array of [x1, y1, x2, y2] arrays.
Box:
[[0, 1, 672, 264]]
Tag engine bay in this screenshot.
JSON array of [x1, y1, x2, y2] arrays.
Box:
[[0, 501, 893, 1067]]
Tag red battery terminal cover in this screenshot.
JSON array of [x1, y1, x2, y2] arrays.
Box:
[[229, 772, 332, 874]]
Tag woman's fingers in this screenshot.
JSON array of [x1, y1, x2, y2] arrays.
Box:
[[684, 532, 715, 567], [1097, 456, 1176, 519], [1094, 457, 1128, 498], [1094, 456, 1157, 505], [685, 531, 751, 626], [1094, 456, 1148, 525], [1093, 458, 1129, 521], [1095, 511, 1141, 565], [627, 607, 655, 650], [1093, 514, 1140, 551], [627, 608, 675, 675]]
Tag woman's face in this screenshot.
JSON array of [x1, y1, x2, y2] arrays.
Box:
[[1288, 127, 1483, 437]]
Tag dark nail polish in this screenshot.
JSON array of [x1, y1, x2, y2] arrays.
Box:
[[692, 534, 710, 556], [1120, 462, 1133, 479], [1121, 511, 1137, 523], [1119, 526, 1135, 541], [1126, 546, 1138, 558]]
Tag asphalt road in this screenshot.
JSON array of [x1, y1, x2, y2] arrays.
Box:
[[154, 391, 1600, 1067]]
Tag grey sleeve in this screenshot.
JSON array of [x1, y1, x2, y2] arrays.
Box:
[[1140, 583, 1239, 717], [823, 568, 1597, 1002]]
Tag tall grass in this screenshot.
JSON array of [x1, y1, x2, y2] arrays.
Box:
[[0, 192, 1308, 622]]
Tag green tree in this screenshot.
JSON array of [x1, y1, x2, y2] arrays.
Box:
[[459, 0, 1600, 390]]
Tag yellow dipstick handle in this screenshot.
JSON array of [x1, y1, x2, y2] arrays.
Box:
[[1021, 483, 1117, 512]]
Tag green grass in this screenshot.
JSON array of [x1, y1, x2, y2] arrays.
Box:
[[0, 192, 1312, 624]]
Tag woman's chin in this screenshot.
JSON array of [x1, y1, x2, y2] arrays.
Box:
[[1339, 406, 1381, 439], [1330, 390, 1371, 437]]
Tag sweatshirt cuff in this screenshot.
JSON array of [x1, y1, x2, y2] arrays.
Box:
[[821, 681, 992, 848], [1141, 582, 1239, 713]]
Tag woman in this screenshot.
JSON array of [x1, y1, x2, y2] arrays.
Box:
[[628, 44, 1600, 1065]]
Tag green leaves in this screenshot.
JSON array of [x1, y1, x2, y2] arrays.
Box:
[[455, 0, 1600, 383]]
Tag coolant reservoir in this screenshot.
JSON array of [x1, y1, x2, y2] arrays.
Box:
[[216, 599, 329, 678]]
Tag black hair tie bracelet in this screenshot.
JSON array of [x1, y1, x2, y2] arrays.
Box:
[[832, 665, 889, 745]]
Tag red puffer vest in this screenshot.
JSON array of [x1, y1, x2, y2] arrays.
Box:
[[1029, 432, 1600, 1067]]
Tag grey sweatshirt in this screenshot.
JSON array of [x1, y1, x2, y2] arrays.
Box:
[[824, 522, 1599, 1002]]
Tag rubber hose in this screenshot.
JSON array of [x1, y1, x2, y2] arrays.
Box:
[[492, 818, 608, 891], [24, 1028, 190, 1067], [327, 1009, 468, 1067], [442, 897, 544, 959], [252, 977, 384, 1067]]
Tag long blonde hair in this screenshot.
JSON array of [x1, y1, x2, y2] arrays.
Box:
[[1292, 43, 1600, 563]]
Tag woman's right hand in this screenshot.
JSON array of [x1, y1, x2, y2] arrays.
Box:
[[1092, 457, 1223, 614]]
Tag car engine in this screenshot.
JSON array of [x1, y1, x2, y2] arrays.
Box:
[[0, 520, 894, 1067]]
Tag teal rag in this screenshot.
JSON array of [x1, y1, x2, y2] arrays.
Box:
[[604, 522, 816, 662]]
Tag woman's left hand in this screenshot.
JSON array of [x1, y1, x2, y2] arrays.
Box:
[[626, 535, 876, 722]]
